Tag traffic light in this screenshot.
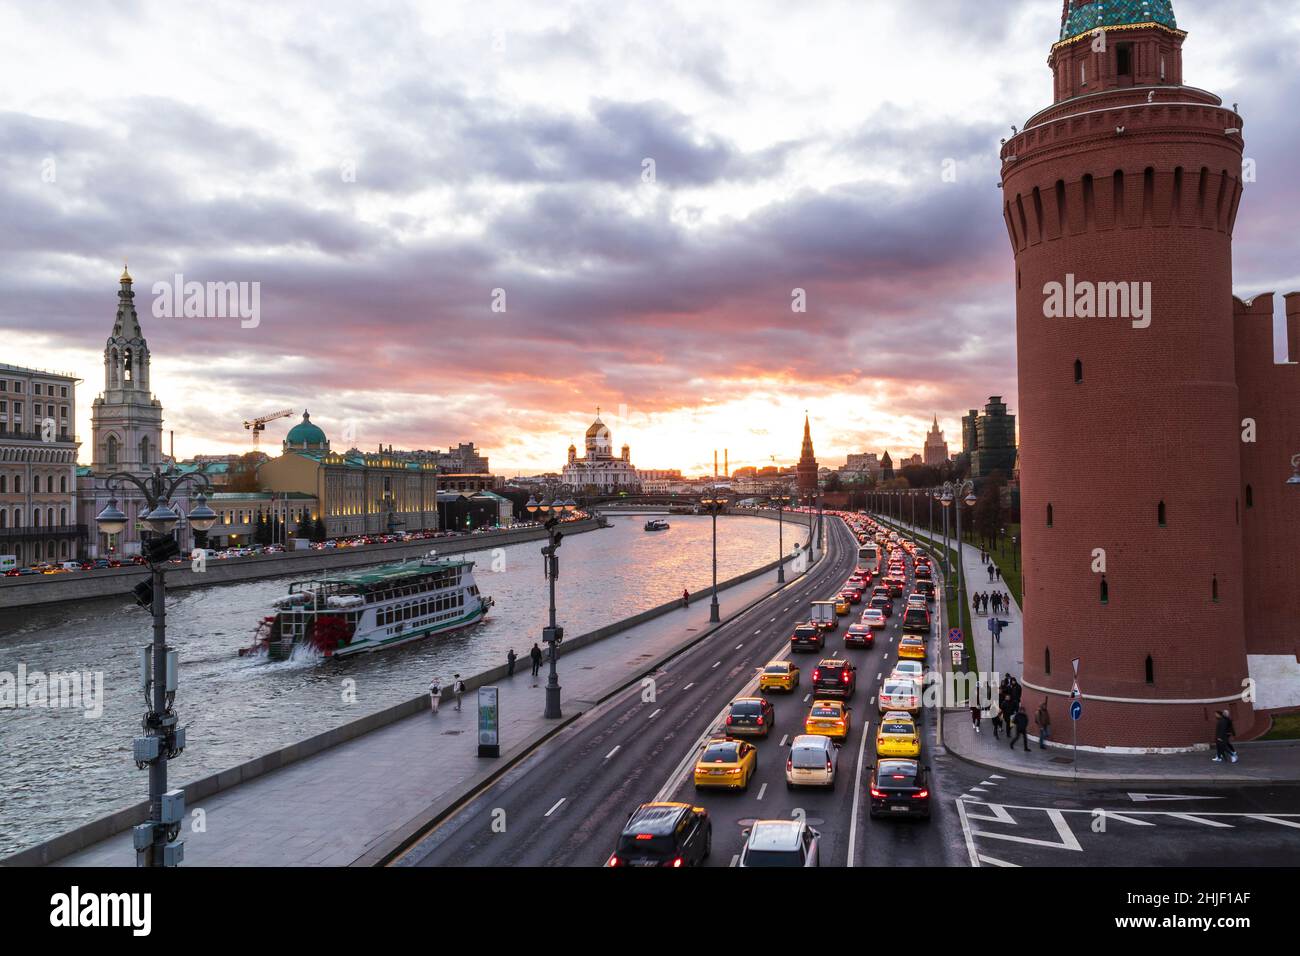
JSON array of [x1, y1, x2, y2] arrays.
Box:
[[132, 579, 154, 609]]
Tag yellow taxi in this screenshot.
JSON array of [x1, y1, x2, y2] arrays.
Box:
[[758, 660, 800, 693], [898, 636, 927, 661], [834, 595, 851, 616], [693, 737, 758, 791], [804, 699, 851, 742], [875, 714, 921, 758]]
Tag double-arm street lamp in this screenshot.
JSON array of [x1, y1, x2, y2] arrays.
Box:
[[525, 491, 577, 719], [768, 487, 794, 584], [701, 485, 728, 622], [95, 465, 217, 867]]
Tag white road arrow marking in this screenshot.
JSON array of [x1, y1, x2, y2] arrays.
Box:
[[1127, 792, 1226, 802]]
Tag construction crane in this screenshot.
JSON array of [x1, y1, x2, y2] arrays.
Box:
[[243, 408, 294, 450]]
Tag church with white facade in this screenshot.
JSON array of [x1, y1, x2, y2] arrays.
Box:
[[561, 411, 640, 494]]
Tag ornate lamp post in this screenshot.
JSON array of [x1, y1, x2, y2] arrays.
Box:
[[701, 486, 727, 622], [769, 487, 794, 583], [95, 465, 217, 867], [1289, 453, 1300, 486], [526, 490, 575, 718]]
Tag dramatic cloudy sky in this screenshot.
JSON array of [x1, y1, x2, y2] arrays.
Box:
[[2, 0, 1298, 474]]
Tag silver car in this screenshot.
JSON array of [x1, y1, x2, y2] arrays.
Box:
[[737, 819, 820, 867], [785, 734, 839, 789]]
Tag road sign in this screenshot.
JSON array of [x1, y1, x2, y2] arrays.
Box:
[[1072, 657, 1081, 675], [948, 627, 964, 645], [1070, 699, 1082, 721]]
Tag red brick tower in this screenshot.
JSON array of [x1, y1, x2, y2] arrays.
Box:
[[796, 415, 819, 504], [1001, 1, 1253, 748]]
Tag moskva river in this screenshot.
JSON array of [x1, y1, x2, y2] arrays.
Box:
[[0, 513, 797, 856]]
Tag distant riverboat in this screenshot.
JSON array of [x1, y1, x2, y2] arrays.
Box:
[[643, 519, 670, 531], [241, 551, 492, 660]]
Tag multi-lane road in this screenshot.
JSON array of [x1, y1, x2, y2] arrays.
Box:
[[398, 512, 1300, 868], [400, 514, 968, 867]]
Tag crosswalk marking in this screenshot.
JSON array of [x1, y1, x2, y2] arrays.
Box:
[[978, 855, 1020, 867], [1164, 813, 1234, 828]]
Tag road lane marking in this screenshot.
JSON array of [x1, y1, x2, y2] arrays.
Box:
[[780, 734, 788, 746], [1245, 814, 1300, 829], [803, 694, 811, 702], [729, 854, 739, 867], [712, 661, 721, 669], [1164, 813, 1234, 828], [846, 691, 873, 868], [1127, 792, 1225, 802], [604, 746, 620, 760], [683, 682, 694, 690], [757, 783, 768, 801], [736, 644, 744, 650], [648, 708, 662, 720], [978, 854, 1020, 867], [971, 809, 1082, 851], [545, 798, 566, 817], [955, 799, 982, 867]]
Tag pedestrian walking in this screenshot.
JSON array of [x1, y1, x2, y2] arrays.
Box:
[[1010, 678, 1022, 711], [992, 593, 1001, 615], [1213, 709, 1238, 763], [507, 648, 517, 676], [988, 564, 995, 582], [1010, 706, 1031, 751], [972, 592, 981, 616], [970, 700, 982, 734], [1000, 692, 1015, 739], [429, 677, 441, 715], [995, 565, 1002, 581], [530, 643, 543, 678], [682, 588, 690, 608], [989, 697, 1003, 739], [1035, 699, 1051, 749], [453, 674, 466, 712]]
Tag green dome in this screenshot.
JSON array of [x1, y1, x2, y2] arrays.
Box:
[[1060, 0, 1178, 42], [286, 411, 327, 447]]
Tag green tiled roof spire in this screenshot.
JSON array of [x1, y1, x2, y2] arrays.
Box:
[[1060, 0, 1177, 42]]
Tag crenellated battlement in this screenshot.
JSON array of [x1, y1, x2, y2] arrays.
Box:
[[1233, 291, 1300, 367], [1003, 161, 1242, 253]]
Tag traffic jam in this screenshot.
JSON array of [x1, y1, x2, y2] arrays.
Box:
[[608, 513, 940, 867]]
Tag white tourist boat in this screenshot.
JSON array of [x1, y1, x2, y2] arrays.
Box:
[[242, 551, 492, 660], [643, 518, 670, 531]]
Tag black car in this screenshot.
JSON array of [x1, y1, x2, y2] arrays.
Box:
[[902, 606, 930, 633], [607, 802, 712, 867], [791, 624, 824, 652], [812, 658, 857, 698], [725, 696, 775, 737], [914, 579, 936, 602], [868, 759, 931, 819], [869, 594, 893, 618]]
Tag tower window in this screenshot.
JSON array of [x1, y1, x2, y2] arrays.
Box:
[[1045, 648, 1052, 675], [1074, 359, 1083, 383], [1117, 43, 1133, 78], [1100, 576, 1109, 604], [1245, 484, 1253, 508], [1212, 575, 1219, 603], [1157, 500, 1166, 526], [1046, 503, 1054, 527], [1145, 655, 1154, 684]]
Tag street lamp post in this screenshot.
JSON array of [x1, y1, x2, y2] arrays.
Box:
[[770, 488, 793, 584], [941, 480, 978, 688], [701, 485, 727, 622], [1288, 453, 1300, 486], [525, 490, 576, 719], [95, 465, 217, 867]]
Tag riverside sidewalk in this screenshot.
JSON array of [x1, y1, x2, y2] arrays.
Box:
[[52, 560, 806, 867]]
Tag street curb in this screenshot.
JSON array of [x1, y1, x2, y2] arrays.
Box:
[[362, 529, 837, 866], [939, 708, 1300, 786]]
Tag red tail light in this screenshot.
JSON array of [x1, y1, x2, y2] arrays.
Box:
[[870, 787, 883, 798], [842, 672, 851, 683], [826, 758, 833, 771], [787, 757, 793, 771], [913, 789, 929, 799], [756, 715, 764, 725], [725, 715, 733, 725], [671, 857, 684, 868], [607, 855, 623, 867], [813, 669, 821, 681]]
